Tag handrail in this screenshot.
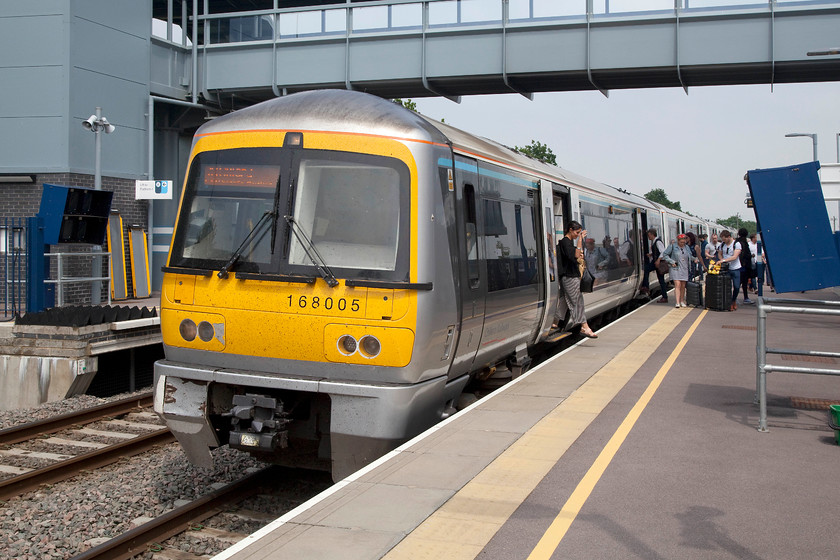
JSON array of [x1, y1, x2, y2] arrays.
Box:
[[755, 295, 840, 432], [44, 251, 112, 307]]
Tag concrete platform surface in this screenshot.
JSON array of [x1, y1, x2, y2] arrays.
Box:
[[212, 287, 840, 560]]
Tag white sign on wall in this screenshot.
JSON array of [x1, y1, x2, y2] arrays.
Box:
[[135, 180, 173, 200]]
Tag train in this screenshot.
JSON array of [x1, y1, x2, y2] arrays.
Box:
[[153, 89, 724, 480]]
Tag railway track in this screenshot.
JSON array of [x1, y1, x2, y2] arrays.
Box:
[[69, 466, 314, 560], [0, 392, 175, 500]]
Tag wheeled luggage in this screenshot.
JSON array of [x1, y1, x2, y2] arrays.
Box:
[[705, 273, 731, 311], [686, 279, 703, 308]]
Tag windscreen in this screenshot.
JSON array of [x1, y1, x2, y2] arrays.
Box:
[[170, 148, 281, 271], [288, 154, 408, 274]]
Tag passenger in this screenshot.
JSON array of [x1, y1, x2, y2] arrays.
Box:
[[747, 233, 758, 293], [698, 233, 710, 274], [619, 231, 635, 268], [686, 231, 704, 280], [641, 228, 669, 303], [736, 228, 755, 305], [661, 234, 689, 307], [705, 233, 720, 264], [584, 237, 610, 285], [717, 230, 743, 311], [553, 221, 598, 339]]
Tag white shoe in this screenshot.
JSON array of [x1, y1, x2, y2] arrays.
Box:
[[680, 302, 686, 307], [675, 303, 680, 308]]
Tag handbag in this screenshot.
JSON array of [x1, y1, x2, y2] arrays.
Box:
[[580, 267, 595, 293], [656, 260, 670, 275]]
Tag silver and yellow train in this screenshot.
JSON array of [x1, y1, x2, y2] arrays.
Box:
[[154, 90, 723, 480]]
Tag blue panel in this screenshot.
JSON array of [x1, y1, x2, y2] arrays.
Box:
[[747, 161, 840, 293]]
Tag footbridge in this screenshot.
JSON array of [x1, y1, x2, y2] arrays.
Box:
[[152, 0, 840, 104]]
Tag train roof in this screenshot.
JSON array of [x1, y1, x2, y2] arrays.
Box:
[[195, 90, 674, 216]]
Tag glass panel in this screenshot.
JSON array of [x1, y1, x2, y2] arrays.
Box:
[[686, 0, 768, 7], [172, 149, 282, 270], [533, 0, 586, 18], [483, 199, 540, 292], [354, 6, 388, 30], [288, 157, 406, 273], [324, 9, 346, 34], [602, 0, 673, 13], [508, 0, 532, 20], [429, 0, 458, 25], [392, 3, 422, 28], [279, 10, 323, 38], [461, 0, 502, 23]]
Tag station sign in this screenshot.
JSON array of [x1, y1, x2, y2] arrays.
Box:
[[136, 180, 173, 200]]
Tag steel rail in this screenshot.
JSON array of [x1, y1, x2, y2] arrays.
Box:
[[0, 428, 174, 501], [68, 467, 280, 560], [0, 391, 154, 446]]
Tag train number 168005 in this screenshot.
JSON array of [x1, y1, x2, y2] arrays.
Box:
[[286, 295, 361, 312]]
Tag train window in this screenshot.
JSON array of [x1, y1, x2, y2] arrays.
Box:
[[579, 197, 635, 286], [287, 153, 409, 275], [170, 148, 283, 271], [464, 184, 480, 288], [483, 198, 541, 292]]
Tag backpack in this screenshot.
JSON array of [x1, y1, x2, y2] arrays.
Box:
[[738, 239, 752, 270]]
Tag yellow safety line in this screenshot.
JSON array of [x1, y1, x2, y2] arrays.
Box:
[[527, 310, 708, 560], [384, 308, 694, 560]]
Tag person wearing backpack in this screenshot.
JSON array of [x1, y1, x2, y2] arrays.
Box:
[[736, 228, 755, 304], [640, 228, 670, 303]]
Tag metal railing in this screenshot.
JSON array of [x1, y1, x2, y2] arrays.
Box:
[[1, 218, 27, 319], [756, 296, 840, 432], [45, 251, 112, 308]]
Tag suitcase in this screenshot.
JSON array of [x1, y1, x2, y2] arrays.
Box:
[[705, 273, 731, 311], [686, 280, 703, 308]]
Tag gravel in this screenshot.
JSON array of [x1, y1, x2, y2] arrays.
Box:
[[0, 390, 334, 559], [0, 391, 146, 431]]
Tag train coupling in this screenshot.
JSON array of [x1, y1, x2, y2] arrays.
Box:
[[224, 393, 290, 452]]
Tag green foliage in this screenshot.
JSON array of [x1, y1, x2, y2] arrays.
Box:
[[644, 188, 682, 211], [717, 215, 757, 234], [514, 140, 557, 166], [391, 98, 417, 112]]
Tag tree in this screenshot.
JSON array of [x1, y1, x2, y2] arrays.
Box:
[[514, 140, 557, 166], [644, 188, 682, 211], [717, 215, 757, 234], [391, 98, 417, 112]]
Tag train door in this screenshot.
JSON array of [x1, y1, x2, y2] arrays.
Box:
[[535, 180, 563, 340], [448, 155, 486, 377]]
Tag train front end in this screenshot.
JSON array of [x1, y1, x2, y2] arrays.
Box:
[[154, 91, 459, 480]]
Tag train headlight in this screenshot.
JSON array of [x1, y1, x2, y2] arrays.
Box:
[[338, 335, 357, 356], [198, 321, 215, 342], [179, 319, 197, 341], [359, 335, 381, 359]]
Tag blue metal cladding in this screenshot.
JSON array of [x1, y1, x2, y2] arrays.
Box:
[[747, 161, 840, 293]]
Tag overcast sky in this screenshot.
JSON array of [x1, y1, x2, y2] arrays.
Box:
[[413, 81, 840, 224]]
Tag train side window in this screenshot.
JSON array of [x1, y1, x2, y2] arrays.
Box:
[[464, 184, 479, 288]]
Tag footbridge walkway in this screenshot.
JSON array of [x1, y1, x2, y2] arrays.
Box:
[[152, 0, 840, 104]]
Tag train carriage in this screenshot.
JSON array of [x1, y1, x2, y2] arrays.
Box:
[[154, 90, 711, 480]]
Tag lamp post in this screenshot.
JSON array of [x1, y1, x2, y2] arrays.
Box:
[[784, 132, 818, 162], [81, 107, 116, 304]]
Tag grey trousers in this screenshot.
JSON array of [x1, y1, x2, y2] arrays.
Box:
[[554, 275, 587, 328]]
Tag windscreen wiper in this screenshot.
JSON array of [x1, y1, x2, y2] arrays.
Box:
[[217, 211, 274, 279], [284, 215, 339, 287]]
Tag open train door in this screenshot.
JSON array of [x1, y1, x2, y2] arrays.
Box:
[[537, 181, 568, 340]]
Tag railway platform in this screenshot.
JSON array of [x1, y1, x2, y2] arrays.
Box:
[[213, 287, 840, 560]]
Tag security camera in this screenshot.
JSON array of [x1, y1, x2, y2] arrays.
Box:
[[82, 115, 97, 130]]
